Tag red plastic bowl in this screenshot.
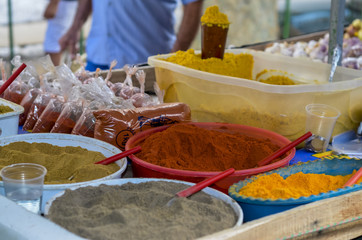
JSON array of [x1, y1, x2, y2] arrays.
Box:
[[125, 122, 295, 194]]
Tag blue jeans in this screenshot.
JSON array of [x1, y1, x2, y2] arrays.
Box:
[[85, 60, 109, 71]]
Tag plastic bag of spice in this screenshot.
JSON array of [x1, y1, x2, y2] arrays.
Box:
[[80, 75, 116, 104], [32, 96, 65, 133], [55, 64, 82, 90], [2, 79, 31, 104], [71, 101, 106, 138], [23, 91, 55, 131], [73, 54, 94, 82], [51, 100, 84, 134], [19, 87, 42, 126], [93, 102, 192, 150]]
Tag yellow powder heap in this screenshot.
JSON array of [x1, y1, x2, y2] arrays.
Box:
[[164, 49, 254, 80], [201, 5, 230, 27], [0, 142, 120, 184], [0, 104, 13, 114], [239, 171, 362, 200], [260, 76, 296, 85]]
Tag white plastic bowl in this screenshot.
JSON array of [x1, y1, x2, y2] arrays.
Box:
[[44, 178, 244, 228], [0, 133, 127, 213], [0, 98, 24, 137]]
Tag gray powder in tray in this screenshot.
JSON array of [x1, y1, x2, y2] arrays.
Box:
[[46, 181, 238, 240]]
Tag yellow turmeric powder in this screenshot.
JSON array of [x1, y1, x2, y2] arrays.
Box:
[[201, 5, 230, 28], [259, 76, 296, 85], [239, 171, 362, 200], [0, 104, 13, 114], [164, 49, 254, 80]]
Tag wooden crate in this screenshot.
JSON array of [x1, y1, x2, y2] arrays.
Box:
[[199, 189, 362, 240]]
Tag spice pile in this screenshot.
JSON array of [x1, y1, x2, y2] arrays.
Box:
[[0, 142, 119, 184], [238, 171, 362, 200], [136, 124, 285, 171], [46, 181, 238, 240], [0, 104, 13, 114], [165, 49, 254, 80]]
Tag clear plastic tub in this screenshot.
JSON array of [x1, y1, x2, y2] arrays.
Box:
[[148, 49, 362, 141]]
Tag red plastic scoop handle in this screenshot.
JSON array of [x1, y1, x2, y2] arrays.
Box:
[[0, 63, 27, 95], [257, 131, 312, 167], [176, 168, 235, 198], [95, 146, 142, 165], [344, 167, 362, 187]]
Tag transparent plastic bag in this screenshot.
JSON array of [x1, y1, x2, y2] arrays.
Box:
[[19, 88, 42, 125], [130, 70, 152, 107], [2, 79, 31, 104], [23, 92, 55, 131], [119, 64, 140, 99], [32, 96, 65, 133], [71, 101, 106, 138], [51, 100, 84, 134], [93, 102, 192, 150]]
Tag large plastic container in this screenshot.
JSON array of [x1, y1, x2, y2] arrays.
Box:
[[148, 49, 362, 142], [229, 157, 362, 222], [0, 133, 127, 214], [125, 122, 295, 194]]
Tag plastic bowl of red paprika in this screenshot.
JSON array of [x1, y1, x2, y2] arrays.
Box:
[[228, 157, 362, 222], [125, 122, 295, 194]]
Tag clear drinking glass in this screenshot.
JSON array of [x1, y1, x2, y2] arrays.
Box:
[[1, 163, 47, 214], [305, 103, 341, 153]]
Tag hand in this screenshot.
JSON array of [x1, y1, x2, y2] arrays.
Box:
[[59, 27, 80, 59]]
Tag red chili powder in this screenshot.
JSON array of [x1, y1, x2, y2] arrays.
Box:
[[136, 124, 285, 171]]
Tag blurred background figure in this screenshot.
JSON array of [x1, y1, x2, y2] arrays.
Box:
[[43, 0, 78, 66], [59, 0, 204, 71]]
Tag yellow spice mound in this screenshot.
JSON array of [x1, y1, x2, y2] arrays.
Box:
[[239, 171, 362, 200], [164, 49, 253, 80], [0, 105, 13, 114], [260, 76, 296, 85], [201, 5, 230, 26]]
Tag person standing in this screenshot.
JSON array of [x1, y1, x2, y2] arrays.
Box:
[[59, 0, 203, 71], [43, 0, 78, 66]]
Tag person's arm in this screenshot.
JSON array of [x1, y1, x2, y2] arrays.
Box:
[[43, 0, 60, 19], [171, 0, 203, 52], [58, 0, 92, 56]]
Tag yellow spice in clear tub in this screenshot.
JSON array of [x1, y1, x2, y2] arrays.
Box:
[[164, 49, 254, 80]]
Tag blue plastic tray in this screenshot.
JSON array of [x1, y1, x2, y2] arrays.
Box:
[[229, 157, 362, 222]]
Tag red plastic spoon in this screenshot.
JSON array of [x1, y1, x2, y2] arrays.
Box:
[[166, 168, 235, 206], [344, 167, 362, 187], [95, 146, 142, 165], [0, 63, 27, 95], [68, 146, 142, 181], [257, 131, 312, 167]]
